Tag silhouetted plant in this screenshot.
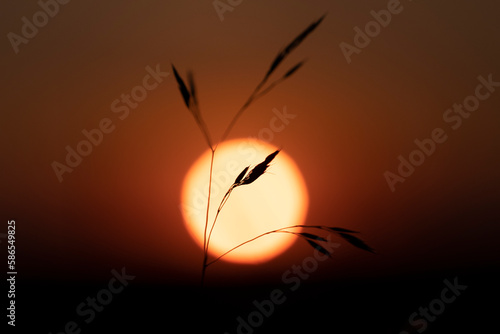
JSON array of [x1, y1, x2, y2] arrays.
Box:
[[171, 14, 374, 286]]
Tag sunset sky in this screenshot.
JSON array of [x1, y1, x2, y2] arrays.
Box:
[[2, 0, 499, 332]]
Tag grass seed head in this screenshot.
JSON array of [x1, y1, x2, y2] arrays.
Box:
[[241, 150, 280, 185]]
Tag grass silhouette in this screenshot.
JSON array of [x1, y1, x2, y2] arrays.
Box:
[[172, 14, 374, 287]]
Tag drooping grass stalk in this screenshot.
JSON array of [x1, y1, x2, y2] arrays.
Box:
[[206, 225, 375, 266], [171, 14, 373, 287], [206, 229, 301, 267]]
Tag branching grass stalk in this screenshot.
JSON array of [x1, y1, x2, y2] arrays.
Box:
[[171, 14, 372, 288]]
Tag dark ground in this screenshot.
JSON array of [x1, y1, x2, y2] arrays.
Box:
[[13, 267, 499, 333]]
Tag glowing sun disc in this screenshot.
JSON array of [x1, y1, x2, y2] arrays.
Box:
[[181, 138, 309, 264]]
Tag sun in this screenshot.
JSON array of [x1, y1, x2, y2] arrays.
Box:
[[181, 138, 309, 264]]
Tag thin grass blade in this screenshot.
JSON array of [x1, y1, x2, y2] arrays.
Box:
[[338, 233, 375, 253], [298, 233, 327, 242], [241, 150, 280, 185], [326, 227, 359, 234], [264, 150, 280, 164], [241, 162, 267, 185], [187, 71, 197, 106], [283, 61, 305, 79], [172, 64, 191, 108], [234, 166, 249, 185], [305, 239, 331, 256], [266, 14, 325, 77]]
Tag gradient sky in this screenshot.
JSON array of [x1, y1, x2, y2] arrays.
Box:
[[2, 0, 499, 286]]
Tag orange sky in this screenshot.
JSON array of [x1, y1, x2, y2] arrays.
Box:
[[1, 0, 499, 285]]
